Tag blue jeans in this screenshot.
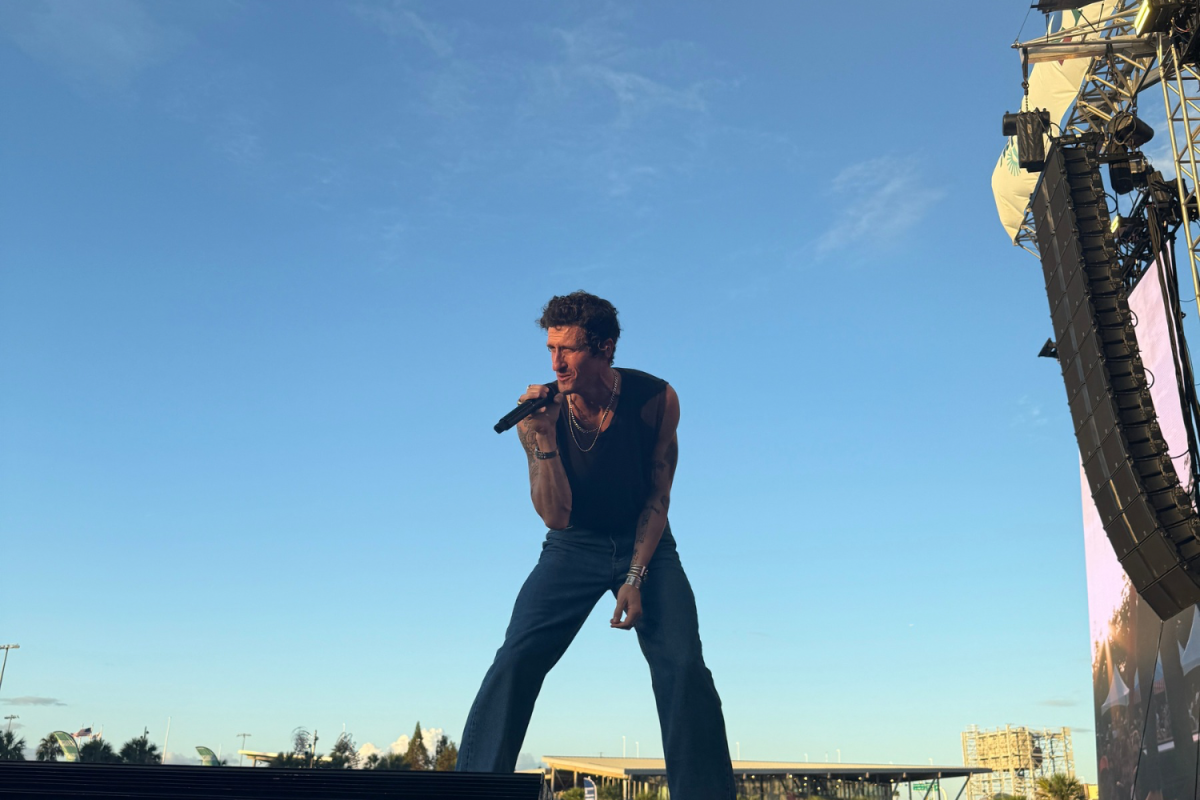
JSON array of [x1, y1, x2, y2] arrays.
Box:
[[457, 524, 736, 799]]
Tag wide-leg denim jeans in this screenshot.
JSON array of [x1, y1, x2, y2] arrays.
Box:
[[457, 525, 736, 799]]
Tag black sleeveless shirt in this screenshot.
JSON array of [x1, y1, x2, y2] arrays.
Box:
[[556, 368, 669, 537]]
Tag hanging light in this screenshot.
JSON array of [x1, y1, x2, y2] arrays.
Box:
[[1135, 0, 1182, 35]]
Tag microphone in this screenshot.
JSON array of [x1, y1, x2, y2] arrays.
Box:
[[494, 383, 560, 434]]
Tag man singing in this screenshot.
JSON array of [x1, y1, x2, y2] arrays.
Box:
[[457, 291, 735, 797]]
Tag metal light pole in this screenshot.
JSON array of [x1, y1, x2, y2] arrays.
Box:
[[0, 645, 21, 696], [237, 733, 251, 766], [4, 715, 17, 732]]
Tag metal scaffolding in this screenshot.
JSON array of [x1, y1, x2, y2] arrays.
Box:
[[1159, 36, 1200, 307], [1013, 2, 1157, 252], [961, 725, 1075, 800], [1011, 1, 1200, 305]]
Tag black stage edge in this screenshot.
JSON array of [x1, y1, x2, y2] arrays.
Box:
[[0, 761, 545, 800]]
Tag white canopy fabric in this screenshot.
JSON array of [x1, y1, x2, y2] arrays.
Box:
[[1179, 606, 1200, 675], [990, 2, 1114, 243], [1102, 664, 1131, 714]]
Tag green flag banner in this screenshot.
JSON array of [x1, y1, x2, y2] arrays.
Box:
[[51, 732, 79, 763], [195, 746, 220, 767]]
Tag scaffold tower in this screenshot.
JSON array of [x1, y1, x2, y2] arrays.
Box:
[[962, 725, 1075, 800]]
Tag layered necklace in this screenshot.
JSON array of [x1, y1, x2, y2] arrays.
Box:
[[567, 370, 620, 453]]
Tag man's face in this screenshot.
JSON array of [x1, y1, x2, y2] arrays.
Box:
[[547, 326, 607, 393]]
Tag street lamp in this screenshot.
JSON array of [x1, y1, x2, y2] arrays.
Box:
[[237, 733, 251, 766], [0, 645, 20, 696], [4, 715, 17, 732]]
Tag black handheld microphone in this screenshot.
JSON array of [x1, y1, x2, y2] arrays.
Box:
[[494, 383, 560, 434]]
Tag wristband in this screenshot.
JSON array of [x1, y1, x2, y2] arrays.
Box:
[[534, 448, 558, 460], [625, 563, 648, 589]]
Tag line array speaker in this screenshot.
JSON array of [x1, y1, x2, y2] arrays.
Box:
[[1032, 142, 1200, 619]]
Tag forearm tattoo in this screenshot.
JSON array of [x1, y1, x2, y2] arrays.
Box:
[[634, 438, 679, 550], [518, 426, 539, 480]]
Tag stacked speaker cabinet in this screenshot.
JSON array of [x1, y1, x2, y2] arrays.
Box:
[[1033, 141, 1200, 618]]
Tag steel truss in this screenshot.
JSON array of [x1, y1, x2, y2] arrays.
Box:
[[1013, 1, 1200, 304], [1014, 3, 1157, 251], [1160, 36, 1200, 306]]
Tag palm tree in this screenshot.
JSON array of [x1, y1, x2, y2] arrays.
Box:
[[35, 734, 61, 762], [0, 730, 26, 761], [1035, 774, 1086, 800], [79, 738, 119, 764], [119, 733, 161, 765]]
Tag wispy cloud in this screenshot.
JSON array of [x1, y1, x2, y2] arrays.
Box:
[[3, 696, 66, 707], [164, 751, 201, 766], [353, 1, 453, 58], [1013, 395, 1049, 428], [0, 0, 183, 90], [209, 111, 263, 165], [1039, 698, 1078, 707], [516, 752, 545, 771], [814, 158, 945, 255]]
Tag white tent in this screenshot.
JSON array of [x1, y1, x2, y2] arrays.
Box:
[[1179, 606, 1200, 675], [1102, 664, 1131, 714]]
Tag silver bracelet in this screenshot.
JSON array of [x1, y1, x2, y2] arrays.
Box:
[[533, 448, 558, 460], [625, 563, 648, 589]]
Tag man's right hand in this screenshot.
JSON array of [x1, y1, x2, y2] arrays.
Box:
[[516, 383, 563, 443]]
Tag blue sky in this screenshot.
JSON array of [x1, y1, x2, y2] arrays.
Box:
[[0, 0, 1103, 776]]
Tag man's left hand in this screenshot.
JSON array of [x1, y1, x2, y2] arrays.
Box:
[[611, 584, 642, 630]]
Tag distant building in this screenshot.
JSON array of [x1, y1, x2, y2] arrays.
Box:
[[541, 757, 988, 799], [962, 725, 1075, 800]]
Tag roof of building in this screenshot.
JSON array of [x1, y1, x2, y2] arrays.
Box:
[[541, 756, 990, 780], [236, 749, 333, 765]]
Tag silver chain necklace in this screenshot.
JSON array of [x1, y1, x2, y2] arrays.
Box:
[[567, 371, 620, 453]]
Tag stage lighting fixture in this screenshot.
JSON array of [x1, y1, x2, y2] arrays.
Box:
[[1002, 109, 1052, 172], [1032, 141, 1200, 619], [1112, 112, 1155, 148], [1110, 160, 1135, 194], [1135, 0, 1182, 34]]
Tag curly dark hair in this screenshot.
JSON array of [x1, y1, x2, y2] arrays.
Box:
[[537, 291, 621, 364]]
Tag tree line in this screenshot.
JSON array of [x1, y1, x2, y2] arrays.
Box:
[[0, 721, 458, 770], [271, 722, 457, 770], [0, 730, 161, 764]]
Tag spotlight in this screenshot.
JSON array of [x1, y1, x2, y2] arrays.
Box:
[[1110, 160, 1135, 194], [1135, 0, 1181, 35], [1111, 112, 1155, 147]]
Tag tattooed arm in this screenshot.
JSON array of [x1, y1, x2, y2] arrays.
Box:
[[516, 384, 572, 529], [611, 384, 680, 630]]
